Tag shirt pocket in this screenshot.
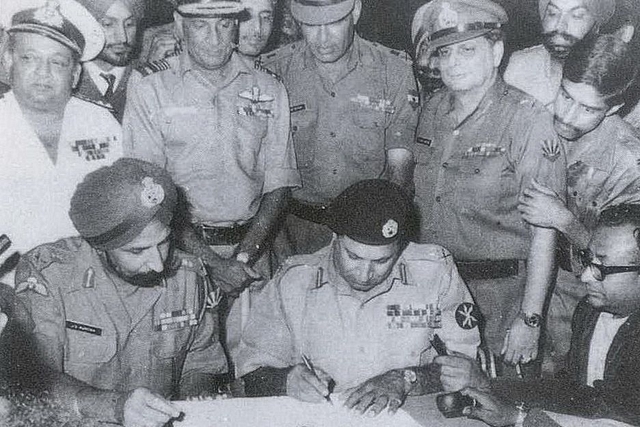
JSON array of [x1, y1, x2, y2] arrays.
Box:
[[152, 324, 194, 359], [351, 107, 387, 130], [65, 328, 117, 365]]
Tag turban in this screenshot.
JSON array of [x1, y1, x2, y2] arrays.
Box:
[[76, 0, 145, 21], [70, 158, 177, 251]]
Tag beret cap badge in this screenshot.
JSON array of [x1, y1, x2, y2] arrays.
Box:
[[140, 177, 165, 208], [34, 0, 65, 28], [382, 219, 399, 239]]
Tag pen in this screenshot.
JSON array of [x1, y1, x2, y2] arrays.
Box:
[[301, 354, 332, 403]]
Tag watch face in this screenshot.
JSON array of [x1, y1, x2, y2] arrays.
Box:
[[525, 314, 541, 328], [404, 369, 417, 384]]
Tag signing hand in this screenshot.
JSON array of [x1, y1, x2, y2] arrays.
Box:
[[122, 388, 181, 427], [204, 257, 262, 297], [518, 179, 570, 230], [286, 364, 333, 403], [501, 319, 540, 365], [435, 353, 489, 392], [343, 370, 406, 416], [460, 387, 520, 427]]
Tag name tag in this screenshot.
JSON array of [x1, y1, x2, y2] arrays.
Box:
[[66, 320, 102, 336], [290, 104, 306, 113]]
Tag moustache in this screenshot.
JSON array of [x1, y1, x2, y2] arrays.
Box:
[[542, 31, 581, 46]]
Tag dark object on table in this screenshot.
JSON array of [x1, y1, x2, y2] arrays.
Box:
[[436, 391, 477, 418]]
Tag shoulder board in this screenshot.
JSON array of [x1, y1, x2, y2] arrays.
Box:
[[24, 239, 77, 272], [254, 59, 282, 82], [369, 40, 413, 63], [72, 93, 115, 112], [135, 58, 172, 77], [260, 42, 300, 64]]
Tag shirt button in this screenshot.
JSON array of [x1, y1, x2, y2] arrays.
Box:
[[572, 191, 578, 197], [435, 196, 442, 202], [331, 92, 336, 97], [330, 132, 336, 137], [442, 162, 448, 168], [474, 168, 480, 174], [453, 130, 460, 136], [332, 169, 338, 175]]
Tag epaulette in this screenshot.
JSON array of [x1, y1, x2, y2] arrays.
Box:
[[260, 42, 300, 65], [370, 41, 413, 64], [254, 58, 282, 82], [135, 58, 172, 77], [24, 240, 76, 272], [72, 93, 115, 112]]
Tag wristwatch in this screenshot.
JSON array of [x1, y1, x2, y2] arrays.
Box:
[[403, 369, 418, 394], [519, 312, 542, 328], [514, 401, 530, 427]]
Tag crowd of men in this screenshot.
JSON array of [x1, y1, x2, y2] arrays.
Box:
[[1, 0, 640, 426]]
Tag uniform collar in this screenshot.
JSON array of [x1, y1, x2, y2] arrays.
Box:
[[563, 114, 623, 172], [178, 49, 250, 82], [444, 75, 507, 120]]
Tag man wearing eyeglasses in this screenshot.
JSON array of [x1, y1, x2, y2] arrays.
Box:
[[518, 34, 640, 374], [436, 203, 640, 426]]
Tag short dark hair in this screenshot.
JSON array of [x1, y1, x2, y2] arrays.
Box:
[[563, 34, 638, 107]]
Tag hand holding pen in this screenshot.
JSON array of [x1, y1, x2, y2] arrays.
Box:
[[286, 354, 334, 403]]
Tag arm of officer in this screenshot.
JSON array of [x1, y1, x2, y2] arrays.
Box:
[[382, 56, 419, 192], [122, 75, 167, 167]]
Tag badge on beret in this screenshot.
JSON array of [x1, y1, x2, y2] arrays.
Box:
[[16, 277, 49, 297], [438, 2, 458, 29], [34, 0, 65, 28], [542, 139, 561, 162], [140, 177, 165, 208], [382, 219, 399, 239], [455, 302, 480, 329]]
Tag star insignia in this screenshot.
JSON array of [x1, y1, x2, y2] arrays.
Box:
[[455, 302, 480, 330]]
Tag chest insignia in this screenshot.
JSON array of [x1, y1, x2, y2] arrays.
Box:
[[71, 136, 117, 161], [237, 87, 274, 119], [407, 90, 420, 110], [290, 104, 306, 113], [154, 308, 198, 332], [387, 303, 442, 329], [66, 320, 102, 336], [16, 276, 49, 296], [455, 302, 480, 330], [464, 143, 506, 158], [542, 139, 561, 162], [350, 94, 396, 114]]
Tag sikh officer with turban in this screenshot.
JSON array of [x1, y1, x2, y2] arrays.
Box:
[[14, 158, 228, 427]]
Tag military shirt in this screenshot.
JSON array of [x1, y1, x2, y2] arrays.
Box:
[[236, 241, 480, 390], [0, 92, 122, 280], [260, 35, 420, 204], [414, 78, 567, 261], [504, 44, 562, 111], [123, 52, 300, 226], [564, 115, 640, 231], [14, 238, 227, 398]]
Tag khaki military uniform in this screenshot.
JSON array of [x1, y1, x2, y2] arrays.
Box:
[[237, 241, 480, 391], [14, 237, 227, 399], [414, 78, 567, 355]]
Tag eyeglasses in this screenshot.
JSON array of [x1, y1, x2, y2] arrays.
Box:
[[579, 249, 640, 282]]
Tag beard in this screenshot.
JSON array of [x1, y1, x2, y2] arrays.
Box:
[[98, 43, 135, 67], [542, 31, 582, 60], [104, 245, 178, 288]]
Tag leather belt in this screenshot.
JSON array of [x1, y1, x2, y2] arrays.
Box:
[[289, 199, 329, 225], [195, 222, 251, 246], [456, 259, 523, 281]]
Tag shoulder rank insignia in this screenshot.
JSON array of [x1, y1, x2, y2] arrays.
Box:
[[542, 139, 561, 162], [16, 277, 49, 296], [254, 60, 282, 83], [350, 94, 395, 114], [455, 302, 480, 330], [136, 58, 172, 77]]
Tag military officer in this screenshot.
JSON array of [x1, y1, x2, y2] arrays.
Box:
[[75, 0, 145, 123], [0, 0, 123, 283], [123, 0, 300, 363], [412, 0, 567, 374], [259, 0, 420, 255], [237, 180, 481, 415], [14, 158, 228, 427], [518, 34, 640, 372], [503, 0, 616, 110], [238, 0, 277, 57]]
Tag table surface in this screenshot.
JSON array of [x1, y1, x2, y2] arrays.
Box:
[[403, 395, 486, 427]]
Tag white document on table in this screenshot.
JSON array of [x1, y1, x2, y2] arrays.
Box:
[[174, 396, 424, 427]]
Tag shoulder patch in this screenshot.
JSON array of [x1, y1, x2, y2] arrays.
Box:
[[254, 59, 282, 83], [25, 240, 74, 271], [15, 276, 49, 297], [455, 302, 481, 329], [135, 58, 172, 77], [72, 93, 115, 112], [542, 139, 562, 162]]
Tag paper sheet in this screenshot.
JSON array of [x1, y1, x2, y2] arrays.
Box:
[[174, 396, 424, 427]]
